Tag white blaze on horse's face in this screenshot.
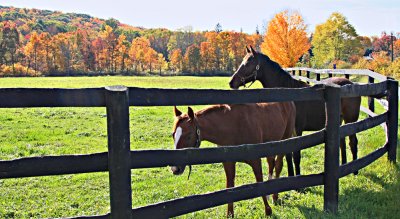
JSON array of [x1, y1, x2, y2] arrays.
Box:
[[174, 126, 182, 149]]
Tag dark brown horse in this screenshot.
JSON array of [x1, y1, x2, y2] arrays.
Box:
[[171, 103, 296, 217], [229, 46, 362, 176]]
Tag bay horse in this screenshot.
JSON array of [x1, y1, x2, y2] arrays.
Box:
[[229, 46, 362, 176], [171, 103, 296, 217]]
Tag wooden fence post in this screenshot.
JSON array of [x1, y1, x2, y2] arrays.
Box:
[[368, 76, 375, 115], [345, 74, 350, 79], [316, 73, 321, 81], [323, 84, 341, 214], [387, 79, 398, 162], [306, 71, 310, 84], [106, 86, 132, 219]]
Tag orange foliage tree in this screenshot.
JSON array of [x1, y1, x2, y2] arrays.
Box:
[[261, 10, 310, 67], [169, 49, 183, 72]]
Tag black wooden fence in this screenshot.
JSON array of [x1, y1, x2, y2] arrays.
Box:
[[0, 77, 398, 218]]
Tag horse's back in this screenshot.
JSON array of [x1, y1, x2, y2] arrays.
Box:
[[240, 102, 296, 141], [322, 77, 353, 86]]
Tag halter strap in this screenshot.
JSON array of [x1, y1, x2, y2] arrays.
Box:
[[193, 118, 201, 148], [188, 119, 201, 180], [241, 58, 261, 88]]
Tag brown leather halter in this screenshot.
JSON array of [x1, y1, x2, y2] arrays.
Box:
[[188, 117, 201, 180]]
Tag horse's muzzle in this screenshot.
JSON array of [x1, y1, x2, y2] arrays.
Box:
[[229, 78, 240, 89], [171, 166, 186, 175]]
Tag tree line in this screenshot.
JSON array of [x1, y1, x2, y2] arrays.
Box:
[[0, 6, 399, 78]]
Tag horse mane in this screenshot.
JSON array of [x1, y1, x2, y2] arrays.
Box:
[[258, 52, 292, 77], [257, 52, 308, 88], [173, 104, 231, 130], [197, 104, 231, 117]]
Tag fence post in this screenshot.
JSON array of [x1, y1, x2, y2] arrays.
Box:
[[387, 79, 398, 162], [368, 76, 375, 115], [106, 86, 132, 219], [323, 84, 341, 214], [316, 73, 321, 81], [345, 74, 350, 79], [292, 70, 296, 76], [306, 71, 310, 84]]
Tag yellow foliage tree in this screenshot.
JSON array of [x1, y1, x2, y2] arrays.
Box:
[[261, 10, 310, 67]]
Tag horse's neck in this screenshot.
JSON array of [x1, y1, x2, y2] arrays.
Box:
[[196, 108, 227, 145], [278, 72, 309, 88], [259, 61, 309, 88]]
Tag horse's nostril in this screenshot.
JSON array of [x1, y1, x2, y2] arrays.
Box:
[[171, 166, 180, 174], [229, 80, 236, 89], [171, 166, 184, 175]]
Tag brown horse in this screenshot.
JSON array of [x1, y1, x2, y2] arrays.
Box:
[[229, 46, 362, 176], [171, 103, 296, 217]]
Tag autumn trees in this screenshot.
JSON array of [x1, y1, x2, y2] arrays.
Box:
[[261, 10, 310, 67], [0, 23, 20, 73], [0, 6, 399, 78], [312, 13, 361, 67]]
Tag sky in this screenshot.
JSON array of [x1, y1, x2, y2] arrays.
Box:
[[0, 0, 399, 37]]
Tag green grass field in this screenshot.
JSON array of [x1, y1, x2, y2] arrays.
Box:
[[0, 76, 398, 218]]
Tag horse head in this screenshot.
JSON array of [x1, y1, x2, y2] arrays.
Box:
[[229, 45, 261, 89], [170, 106, 201, 176]]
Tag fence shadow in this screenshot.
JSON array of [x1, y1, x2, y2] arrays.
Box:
[[288, 163, 400, 219]]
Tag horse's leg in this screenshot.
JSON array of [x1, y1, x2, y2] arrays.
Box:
[[349, 134, 359, 175], [223, 162, 236, 217], [267, 156, 275, 181], [293, 129, 302, 176], [340, 117, 347, 165], [286, 130, 296, 177], [285, 152, 294, 177], [249, 159, 272, 216], [342, 96, 361, 175], [273, 155, 284, 202]]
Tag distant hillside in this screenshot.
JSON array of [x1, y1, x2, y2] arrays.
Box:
[[0, 5, 143, 36], [1, 5, 397, 78]]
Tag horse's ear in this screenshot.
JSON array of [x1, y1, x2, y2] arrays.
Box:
[[187, 107, 195, 120], [249, 45, 256, 55], [174, 106, 182, 117], [246, 46, 251, 54]]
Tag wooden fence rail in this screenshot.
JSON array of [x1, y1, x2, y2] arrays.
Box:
[[0, 77, 397, 218]]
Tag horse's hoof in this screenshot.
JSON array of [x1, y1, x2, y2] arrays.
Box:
[[265, 207, 272, 216]]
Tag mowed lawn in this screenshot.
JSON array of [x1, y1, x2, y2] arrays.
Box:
[[0, 76, 398, 218]]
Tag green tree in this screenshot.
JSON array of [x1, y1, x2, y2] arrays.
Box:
[[1, 24, 20, 73], [183, 44, 200, 73], [311, 12, 361, 67]]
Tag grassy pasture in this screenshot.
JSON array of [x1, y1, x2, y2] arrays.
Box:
[[0, 76, 398, 218]]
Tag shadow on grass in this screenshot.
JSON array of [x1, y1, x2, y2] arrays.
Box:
[[284, 162, 400, 218]]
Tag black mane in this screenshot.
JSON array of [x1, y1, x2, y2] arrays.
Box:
[[258, 53, 292, 77]]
